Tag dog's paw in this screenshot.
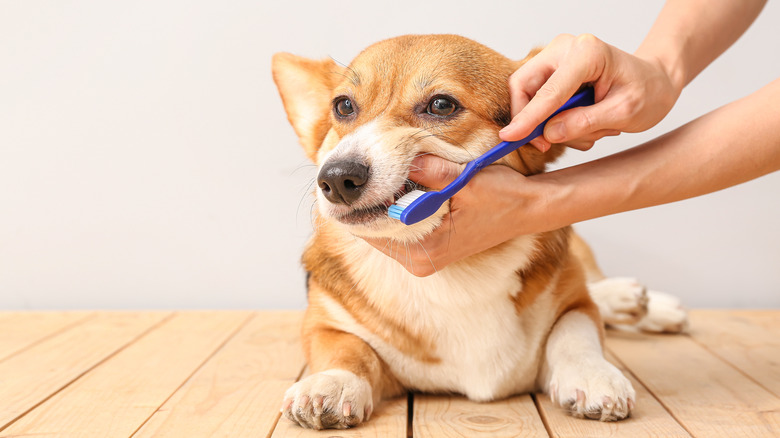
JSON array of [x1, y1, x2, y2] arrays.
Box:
[[548, 359, 635, 422], [281, 369, 373, 430], [588, 277, 649, 325], [636, 290, 689, 333]]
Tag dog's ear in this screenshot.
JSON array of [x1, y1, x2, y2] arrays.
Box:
[[272, 53, 344, 161]]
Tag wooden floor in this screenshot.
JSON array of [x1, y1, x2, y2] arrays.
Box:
[[0, 310, 777, 437]]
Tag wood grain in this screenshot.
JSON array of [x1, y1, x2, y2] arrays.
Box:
[[413, 393, 546, 438], [687, 309, 780, 397], [607, 328, 780, 438], [0, 311, 250, 438], [1, 310, 777, 437], [0, 311, 169, 430], [0, 311, 92, 362], [133, 311, 306, 438]]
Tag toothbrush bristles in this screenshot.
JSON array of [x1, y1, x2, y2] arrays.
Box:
[[388, 190, 426, 220], [395, 190, 425, 207]]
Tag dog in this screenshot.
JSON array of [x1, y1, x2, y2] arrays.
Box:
[[272, 34, 687, 429]]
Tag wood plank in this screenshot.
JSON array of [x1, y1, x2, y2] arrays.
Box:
[[688, 309, 780, 397], [413, 393, 546, 438], [0, 311, 251, 438], [133, 311, 306, 438], [0, 311, 169, 430], [607, 329, 780, 437], [271, 395, 408, 438], [0, 311, 93, 362], [535, 349, 690, 437]]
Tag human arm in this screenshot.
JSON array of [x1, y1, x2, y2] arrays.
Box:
[[365, 77, 780, 276], [500, 0, 767, 152], [538, 77, 780, 228]]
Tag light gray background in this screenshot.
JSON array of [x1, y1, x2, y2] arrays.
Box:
[[1, 0, 778, 310]]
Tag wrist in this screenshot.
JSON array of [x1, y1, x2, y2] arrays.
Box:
[[517, 172, 580, 233], [635, 47, 686, 97]]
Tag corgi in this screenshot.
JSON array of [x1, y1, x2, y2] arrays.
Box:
[[272, 34, 686, 429]]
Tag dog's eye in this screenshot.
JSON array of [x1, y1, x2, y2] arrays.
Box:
[[334, 98, 355, 117], [427, 97, 457, 117]]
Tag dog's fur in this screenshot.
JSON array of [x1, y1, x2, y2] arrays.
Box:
[[272, 34, 687, 429]]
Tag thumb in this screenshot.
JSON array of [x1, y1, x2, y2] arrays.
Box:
[[408, 155, 465, 190], [543, 104, 614, 143]]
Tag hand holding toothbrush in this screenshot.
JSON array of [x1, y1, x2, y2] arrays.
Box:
[[499, 33, 680, 153], [501, 0, 765, 153], [365, 154, 555, 277], [365, 1, 766, 275]]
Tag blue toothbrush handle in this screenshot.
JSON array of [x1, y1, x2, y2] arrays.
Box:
[[396, 86, 595, 225], [437, 86, 595, 199], [471, 86, 595, 172]]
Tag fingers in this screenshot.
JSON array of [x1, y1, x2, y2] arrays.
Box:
[[558, 129, 621, 151], [507, 34, 576, 116], [506, 66, 590, 140], [501, 34, 610, 144], [502, 40, 574, 142], [543, 103, 622, 144], [507, 48, 559, 123], [529, 137, 552, 153], [408, 155, 466, 190]]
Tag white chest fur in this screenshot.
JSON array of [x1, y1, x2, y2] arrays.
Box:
[[322, 235, 558, 401]]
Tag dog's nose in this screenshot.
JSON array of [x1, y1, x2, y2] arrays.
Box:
[[317, 161, 369, 205]]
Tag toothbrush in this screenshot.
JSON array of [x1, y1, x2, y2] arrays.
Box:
[[388, 86, 595, 225]]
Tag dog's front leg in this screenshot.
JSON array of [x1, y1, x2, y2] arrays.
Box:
[[282, 326, 399, 429], [541, 308, 636, 421]]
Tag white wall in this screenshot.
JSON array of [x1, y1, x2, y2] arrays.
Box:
[[1, 0, 778, 309]]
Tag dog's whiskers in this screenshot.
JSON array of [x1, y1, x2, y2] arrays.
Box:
[[290, 161, 318, 176], [329, 57, 361, 86], [403, 242, 411, 273], [378, 238, 394, 255], [416, 241, 438, 275], [296, 178, 317, 225], [446, 209, 457, 253], [309, 201, 325, 233]]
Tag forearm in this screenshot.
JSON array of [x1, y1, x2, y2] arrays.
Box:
[[636, 0, 766, 91], [537, 77, 780, 227]]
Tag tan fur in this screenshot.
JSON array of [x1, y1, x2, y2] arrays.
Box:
[[301, 297, 406, 403], [273, 34, 636, 429], [271, 53, 344, 161], [303, 222, 441, 364]]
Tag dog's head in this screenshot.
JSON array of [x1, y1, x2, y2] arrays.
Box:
[[273, 34, 561, 240]]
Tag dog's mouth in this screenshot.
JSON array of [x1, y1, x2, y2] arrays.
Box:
[[333, 180, 423, 226]]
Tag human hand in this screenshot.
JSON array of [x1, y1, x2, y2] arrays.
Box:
[[363, 154, 556, 277], [500, 34, 683, 152]]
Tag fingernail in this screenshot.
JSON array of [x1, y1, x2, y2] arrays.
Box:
[[546, 122, 565, 142], [530, 139, 547, 153]]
